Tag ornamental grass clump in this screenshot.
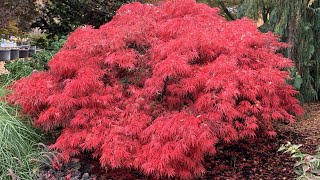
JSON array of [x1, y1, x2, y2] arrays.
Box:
[[8, 0, 303, 179], [0, 87, 42, 179]]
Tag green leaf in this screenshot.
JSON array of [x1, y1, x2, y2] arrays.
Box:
[[294, 160, 306, 167], [295, 169, 303, 175], [311, 169, 320, 175], [278, 145, 286, 152], [302, 165, 310, 173], [292, 153, 305, 159]]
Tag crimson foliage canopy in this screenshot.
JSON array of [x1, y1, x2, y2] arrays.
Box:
[[8, 0, 303, 178]]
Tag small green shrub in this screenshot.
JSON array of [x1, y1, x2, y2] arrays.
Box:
[[279, 141, 320, 180], [0, 37, 66, 85], [29, 34, 49, 49], [30, 37, 66, 71], [2, 60, 34, 82]]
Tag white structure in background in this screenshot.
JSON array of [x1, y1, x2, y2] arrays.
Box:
[[0, 35, 17, 48]]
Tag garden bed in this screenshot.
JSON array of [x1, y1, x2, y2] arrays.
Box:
[[37, 104, 319, 179]]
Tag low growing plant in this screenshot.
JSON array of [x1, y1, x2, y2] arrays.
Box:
[[29, 33, 50, 49], [2, 59, 34, 83], [8, 0, 303, 179], [30, 37, 66, 71], [0, 86, 43, 179], [279, 142, 320, 180], [0, 37, 66, 85]]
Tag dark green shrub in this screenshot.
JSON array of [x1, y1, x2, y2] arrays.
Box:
[[3, 60, 34, 81], [30, 37, 66, 71], [30, 34, 49, 49]]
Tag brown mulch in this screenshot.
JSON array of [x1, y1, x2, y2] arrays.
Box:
[[276, 103, 320, 153], [205, 103, 319, 179], [206, 103, 319, 179]]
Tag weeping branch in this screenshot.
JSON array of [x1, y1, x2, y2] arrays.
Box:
[[217, 0, 236, 20], [260, 0, 269, 23], [207, 0, 236, 20]]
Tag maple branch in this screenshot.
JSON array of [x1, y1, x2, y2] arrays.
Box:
[[157, 77, 169, 102], [217, 0, 236, 20]]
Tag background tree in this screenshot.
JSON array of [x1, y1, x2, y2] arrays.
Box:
[[199, 0, 239, 20], [32, 0, 136, 37], [0, 0, 38, 36], [236, 0, 320, 102], [201, 0, 320, 102]]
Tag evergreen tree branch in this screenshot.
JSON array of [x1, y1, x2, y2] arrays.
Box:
[[260, 0, 268, 23], [217, 0, 236, 20]]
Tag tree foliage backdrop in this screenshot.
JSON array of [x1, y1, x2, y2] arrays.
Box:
[[2, 0, 319, 103], [0, 0, 38, 36], [32, 0, 137, 37], [202, 0, 320, 103]]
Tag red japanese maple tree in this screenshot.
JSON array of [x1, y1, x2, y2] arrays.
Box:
[[8, 0, 303, 179]]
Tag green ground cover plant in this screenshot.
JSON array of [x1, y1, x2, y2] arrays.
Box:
[[0, 37, 66, 85], [279, 142, 320, 179]]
